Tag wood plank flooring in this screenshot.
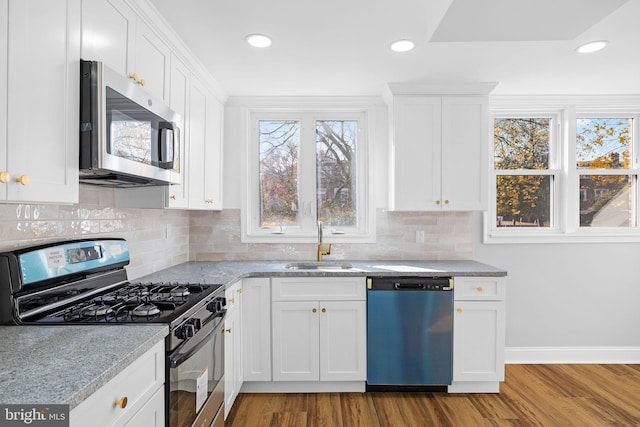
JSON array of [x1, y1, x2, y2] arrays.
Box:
[[226, 364, 640, 426]]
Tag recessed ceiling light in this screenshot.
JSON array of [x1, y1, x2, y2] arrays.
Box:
[[245, 34, 272, 48], [390, 39, 415, 53], [576, 40, 608, 54]]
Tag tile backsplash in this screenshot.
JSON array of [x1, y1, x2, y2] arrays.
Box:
[[190, 208, 472, 261], [0, 186, 190, 280], [0, 187, 472, 278]]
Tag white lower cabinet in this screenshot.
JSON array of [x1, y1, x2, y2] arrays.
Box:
[[449, 276, 506, 393], [70, 340, 165, 427], [242, 278, 272, 382], [271, 277, 367, 382], [224, 281, 243, 419]]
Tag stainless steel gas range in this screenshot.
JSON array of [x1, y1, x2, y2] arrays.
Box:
[[0, 238, 226, 427]]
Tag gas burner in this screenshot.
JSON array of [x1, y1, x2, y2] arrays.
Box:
[[83, 304, 114, 318], [170, 286, 190, 297], [132, 303, 161, 317]]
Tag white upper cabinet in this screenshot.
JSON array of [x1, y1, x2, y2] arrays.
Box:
[[388, 84, 494, 211], [1, 0, 80, 203], [81, 0, 170, 102], [80, 0, 135, 77], [166, 53, 190, 208], [188, 78, 223, 210]]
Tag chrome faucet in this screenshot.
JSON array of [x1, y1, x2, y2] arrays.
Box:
[[317, 221, 331, 261]]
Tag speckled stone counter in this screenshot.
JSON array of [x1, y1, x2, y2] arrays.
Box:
[[135, 260, 507, 287], [0, 324, 167, 409]]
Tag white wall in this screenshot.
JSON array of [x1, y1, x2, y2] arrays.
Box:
[[473, 212, 640, 360]]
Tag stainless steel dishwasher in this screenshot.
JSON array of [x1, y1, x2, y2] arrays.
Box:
[[366, 276, 453, 391]]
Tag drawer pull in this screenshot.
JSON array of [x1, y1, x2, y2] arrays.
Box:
[[114, 396, 128, 409], [312, 308, 317, 313], [477, 287, 483, 292], [15, 175, 30, 186], [321, 308, 326, 313], [456, 308, 463, 314]]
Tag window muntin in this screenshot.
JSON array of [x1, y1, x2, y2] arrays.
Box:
[[493, 117, 555, 229]]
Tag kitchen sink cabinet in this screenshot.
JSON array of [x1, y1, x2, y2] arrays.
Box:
[[388, 86, 493, 211], [81, 0, 170, 102], [70, 340, 165, 427], [242, 278, 272, 382], [224, 281, 243, 419], [450, 276, 506, 393], [0, 0, 80, 203], [271, 277, 367, 382]]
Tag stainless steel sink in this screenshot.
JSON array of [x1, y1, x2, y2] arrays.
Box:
[[285, 262, 353, 270]]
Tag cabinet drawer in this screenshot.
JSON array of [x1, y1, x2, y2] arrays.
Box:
[[272, 277, 366, 301], [454, 277, 505, 301], [71, 340, 164, 426]]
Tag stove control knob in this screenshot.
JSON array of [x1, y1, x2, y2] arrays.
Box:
[[186, 318, 201, 333], [174, 323, 195, 340]]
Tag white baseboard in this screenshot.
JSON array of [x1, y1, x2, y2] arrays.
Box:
[[505, 346, 640, 364]]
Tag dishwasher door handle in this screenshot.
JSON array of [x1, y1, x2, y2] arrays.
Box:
[[394, 282, 424, 290]]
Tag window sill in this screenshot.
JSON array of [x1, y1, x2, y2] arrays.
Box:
[[484, 229, 640, 244]]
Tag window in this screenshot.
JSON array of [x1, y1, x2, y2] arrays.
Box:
[[244, 109, 373, 243], [488, 99, 640, 243]]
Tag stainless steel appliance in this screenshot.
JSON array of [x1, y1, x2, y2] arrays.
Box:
[[0, 239, 225, 427], [80, 60, 182, 187], [366, 276, 453, 391]]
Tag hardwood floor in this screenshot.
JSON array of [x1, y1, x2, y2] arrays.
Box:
[[226, 364, 640, 426]]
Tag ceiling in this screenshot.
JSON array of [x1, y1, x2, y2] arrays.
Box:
[[149, 0, 640, 97]]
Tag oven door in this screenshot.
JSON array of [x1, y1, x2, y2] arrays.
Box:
[[168, 314, 224, 427]]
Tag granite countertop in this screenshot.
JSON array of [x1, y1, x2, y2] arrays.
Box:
[[136, 259, 507, 287], [0, 324, 167, 409]]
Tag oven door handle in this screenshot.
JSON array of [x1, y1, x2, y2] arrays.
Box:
[[170, 316, 225, 368]]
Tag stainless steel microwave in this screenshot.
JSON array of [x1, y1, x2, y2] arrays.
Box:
[[79, 60, 182, 187]]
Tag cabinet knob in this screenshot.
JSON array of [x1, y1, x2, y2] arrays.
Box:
[[16, 175, 30, 186], [225, 328, 232, 333], [312, 308, 317, 313], [435, 200, 441, 205], [129, 73, 139, 82], [170, 195, 176, 200], [444, 200, 449, 205], [237, 288, 242, 294], [0, 171, 9, 183], [229, 298, 235, 304], [477, 287, 483, 292], [114, 396, 128, 409], [138, 79, 145, 87], [205, 199, 214, 204], [321, 308, 326, 313], [456, 308, 463, 314]]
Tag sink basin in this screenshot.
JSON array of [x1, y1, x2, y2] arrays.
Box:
[[285, 262, 353, 270]]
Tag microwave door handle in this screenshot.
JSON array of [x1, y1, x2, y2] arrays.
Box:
[[157, 122, 175, 168]]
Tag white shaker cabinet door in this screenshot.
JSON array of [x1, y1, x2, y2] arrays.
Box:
[[272, 301, 320, 381], [242, 278, 272, 382], [390, 96, 441, 211], [452, 300, 505, 383], [134, 19, 170, 102], [4, 0, 80, 203], [319, 300, 367, 381], [81, 0, 136, 77], [441, 96, 489, 211], [166, 54, 190, 208]]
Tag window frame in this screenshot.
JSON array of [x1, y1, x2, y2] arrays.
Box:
[[242, 106, 375, 243], [485, 96, 640, 244]]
